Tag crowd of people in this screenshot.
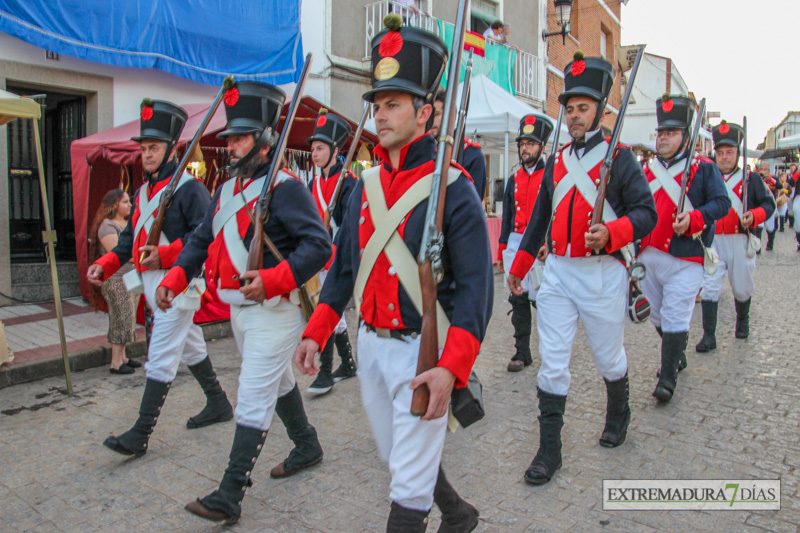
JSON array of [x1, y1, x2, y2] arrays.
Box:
[[85, 13, 793, 532]]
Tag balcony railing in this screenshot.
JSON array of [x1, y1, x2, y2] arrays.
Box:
[[364, 0, 543, 102]]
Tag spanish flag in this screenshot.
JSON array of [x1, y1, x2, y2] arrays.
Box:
[[464, 30, 485, 57]]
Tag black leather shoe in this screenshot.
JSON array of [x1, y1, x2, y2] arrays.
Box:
[[110, 364, 135, 375], [125, 358, 142, 368]]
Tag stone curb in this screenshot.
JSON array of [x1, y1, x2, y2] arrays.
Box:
[[0, 320, 232, 389]]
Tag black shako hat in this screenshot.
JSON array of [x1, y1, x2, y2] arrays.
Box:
[[712, 120, 744, 149], [217, 81, 286, 139], [307, 108, 351, 149], [131, 99, 187, 144], [558, 52, 616, 106], [516, 113, 555, 144], [656, 94, 695, 131], [362, 14, 449, 103]]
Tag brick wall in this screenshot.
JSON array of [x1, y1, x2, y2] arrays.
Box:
[[544, 0, 621, 130]]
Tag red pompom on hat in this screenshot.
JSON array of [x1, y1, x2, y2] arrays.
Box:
[[571, 60, 586, 77], [224, 87, 240, 107], [662, 99, 674, 113], [524, 115, 537, 125], [316, 115, 327, 128], [719, 121, 730, 134], [379, 31, 404, 57], [141, 106, 154, 121]]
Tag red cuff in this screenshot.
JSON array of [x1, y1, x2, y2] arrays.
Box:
[[687, 210, 706, 236], [325, 244, 336, 270], [159, 267, 189, 295], [260, 260, 298, 299], [604, 217, 634, 253], [302, 302, 341, 349], [157, 240, 184, 269], [438, 326, 480, 388], [94, 252, 121, 281], [509, 250, 535, 278], [749, 207, 767, 226], [497, 243, 507, 262]]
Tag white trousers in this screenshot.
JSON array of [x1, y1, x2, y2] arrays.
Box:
[[230, 299, 305, 431], [357, 325, 447, 511], [535, 253, 628, 396], [141, 270, 207, 383], [794, 198, 800, 231], [765, 209, 778, 232], [319, 269, 348, 334], [700, 234, 756, 303], [778, 202, 789, 217], [639, 248, 704, 333], [503, 232, 541, 300]]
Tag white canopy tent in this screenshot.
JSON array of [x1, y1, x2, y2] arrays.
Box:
[[0, 89, 72, 392], [365, 75, 568, 185]]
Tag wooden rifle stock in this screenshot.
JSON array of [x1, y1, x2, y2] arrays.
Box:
[[590, 45, 645, 231], [324, 102, 370, 231], [410, 0, 470, 417], [140, 75, 233, 263], [243, 54, 315, 318], [676, 98, 706, 215]]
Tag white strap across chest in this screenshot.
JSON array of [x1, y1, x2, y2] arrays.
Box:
[[134, 173, 193, 243], [315, 175, 339, 232], [648, 158, 694, 212], [553, 142, 618, 222], [354, 167, 460, 342], [724, 170, 745, 217]]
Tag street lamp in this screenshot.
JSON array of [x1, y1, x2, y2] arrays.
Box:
[[542, 0, 573, 45]]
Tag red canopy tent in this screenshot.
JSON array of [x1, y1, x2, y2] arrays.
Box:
[[70, 96, 377, 321]]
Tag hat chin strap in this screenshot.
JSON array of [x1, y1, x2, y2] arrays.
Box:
[[145, 141, 177, 183], [224, 127, 273, 172], [589, 97, 608, 132]]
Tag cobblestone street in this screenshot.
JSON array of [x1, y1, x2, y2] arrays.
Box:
[[1, 231, 798, 532]]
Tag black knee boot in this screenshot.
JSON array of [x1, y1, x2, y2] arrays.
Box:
[[780, 216, 786, 232], [695, 300, 718, 353], [656, 326, 687, 376], [433, 466, 479, 532], [103, 378, 170, 456], [307, 337, 334, 395], [766, 230, 776, 251], [269, 384, 323, 478], [185, 424, 268, 524], [599, 373, 630, 448], [332, 331, 357, 382], [735, 298, 751, 339], [524, 388, 566, 485], [186, 355, 234, 429], [387, 501, 429, 533], [507, 292, 532, 372], [653, 332, 689, 403]]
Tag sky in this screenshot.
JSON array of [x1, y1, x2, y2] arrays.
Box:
[[620, 0, 799, 146]]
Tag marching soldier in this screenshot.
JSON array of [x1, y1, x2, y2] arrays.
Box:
[[507, 52, 657, 485], [431, 92, 488, 200], [295, 15, 492, 531], [156, 82, 332, 524], [87, 100, 233, 457], [498, 113, 553, 372], [696, 120, 775, 351], [305, 109, 358, 395], [637, 95, 730, 402]]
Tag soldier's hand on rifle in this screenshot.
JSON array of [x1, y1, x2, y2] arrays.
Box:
[[156, 286, 174, 311], [508, 273, 524, 295], [410, 366, 456, 420], [585, 224, 610, 250], [741, 211, 755, 229], [87, 264, 104, 287], [536, 244, 549, 262], [239, 270, 266, 303], [673, 212, 691, 235], [295, 338, 320, 375], [139, 245, 162, 271]]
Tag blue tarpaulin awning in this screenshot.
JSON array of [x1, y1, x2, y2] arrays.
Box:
[[0, 0, 303, 86]]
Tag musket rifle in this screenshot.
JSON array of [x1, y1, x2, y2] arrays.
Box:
[[741, 116, 749, 229], [454, 50, 474, 165], [676, 97, 707, 215], [323, 102, 369, 231], [140, 76, 234, 263], [245, 53, 316, 320], [590, 45, 645, 234], [411, 0, 470, 417]]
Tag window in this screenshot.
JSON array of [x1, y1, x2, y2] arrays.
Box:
[[600, 31, 606, 59]]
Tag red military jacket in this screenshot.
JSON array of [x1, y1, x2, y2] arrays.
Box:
[[715, 170, 770, 235]]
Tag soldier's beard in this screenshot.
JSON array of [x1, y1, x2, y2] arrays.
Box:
[[228, 152, 267, 179]]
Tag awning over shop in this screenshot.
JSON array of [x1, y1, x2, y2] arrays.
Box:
[[776, 132, 800, 150], [0, 1, 302, 85], [70, 96, 378, 302]]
